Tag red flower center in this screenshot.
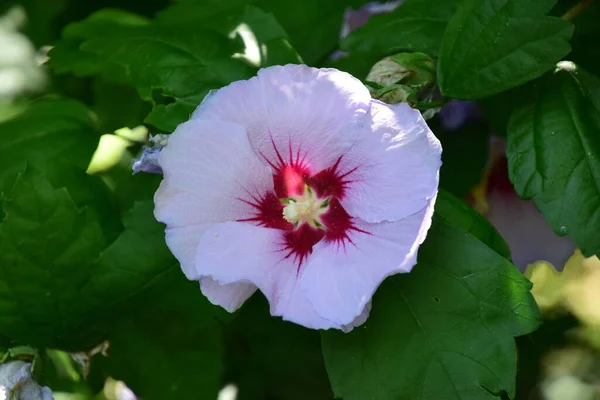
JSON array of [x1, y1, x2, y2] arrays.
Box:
[[237, 143, 366, 269]]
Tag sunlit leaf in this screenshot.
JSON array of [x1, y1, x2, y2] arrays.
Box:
[[322, 194, 539, 400], [438, 0, 573, 98], [507, 63, 600, 257]]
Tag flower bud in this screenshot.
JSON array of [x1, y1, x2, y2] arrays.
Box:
[[366, 52, 435, 104], [369, 83, 416, 105]]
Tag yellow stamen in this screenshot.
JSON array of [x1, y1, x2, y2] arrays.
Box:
[[282, 185, 330, 228]]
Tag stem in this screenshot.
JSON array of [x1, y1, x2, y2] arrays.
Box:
[[562, 0, 595, 21]]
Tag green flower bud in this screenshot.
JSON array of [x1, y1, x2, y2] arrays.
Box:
[[366, 52, 436, 104], [369, 83, 417, 105]]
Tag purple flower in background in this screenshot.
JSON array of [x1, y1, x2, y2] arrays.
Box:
[[433, 98, 573, 271], [484, 138, 574, 271], [438, 100, 480, 131], [340, 1, 403, 37], [331, 1, 403, 60], [154, 65, 441, 330]]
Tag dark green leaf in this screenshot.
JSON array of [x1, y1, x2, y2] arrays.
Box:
[[43, 162, 123, 242], [432, 120, 490, 199], [0, 98, 100, 194], [75, 200, 176, 316], [91, 77, 149, 133], [225, 296, 333, 400], [239, 6, 303, 67], [322, 206, 539, 399], [0, 160, 190, 349], [47, 9, 150, 82], [0, 165, 108, 348], [438, 0, 573, 99], [434, 190, 511, 260], [98, 295, 223, 400], [102, 162, 163, 212], [342, 0, 462, 57], [155, 0, 362, 66], [92, 262, 226, 398], [49, 9, 255, 131], [326, 51, 382, 81], [507, 62, 600, 257]]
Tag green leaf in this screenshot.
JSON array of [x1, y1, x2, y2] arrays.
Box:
[[434, 190, 511, 260], [238, 6, 303, 67], [93, 263, 226, 399], [438, 0, 573, 99], [506, 62, 600, 257], [91, 77, 149, 133], [325, 51, 382, 81], [47, 9, 150, 82], [342, 0, 462, 57], [102, 163, 163, 212], [322, 199, 540, 400], [0, 159, 188, 350], [155, 0, 362, 65], [49, 9, 255, 131], [432, 120, 490, 199], [0, 165, 108, 349], [225, 296, 333, 400], [98, 299, 223, 400], [0, 98, 100, 194], [75, 200, 176, 315]]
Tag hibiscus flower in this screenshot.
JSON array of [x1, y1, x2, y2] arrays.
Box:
[[154, 64, 441, 330]]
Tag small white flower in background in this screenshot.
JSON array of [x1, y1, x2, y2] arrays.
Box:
[[154, 64, 441, 330], [0, 6, 46, 100], [0, 361, 54, 400], [102, 378, 137, 400], [217, 384, 238, 400]]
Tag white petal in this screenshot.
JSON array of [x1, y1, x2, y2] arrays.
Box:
[[341, 301, 371, 332], [199, 278, 257, 313], [163, 224, 210, 279], [163, 225, 258, 311], [194, 221, 339, 330], [302, 196, 436, 325], [339, 100, 441, 223], [265, 259, 339, 330], [192, 65, 371, 173], [155, 119, 273, 227]]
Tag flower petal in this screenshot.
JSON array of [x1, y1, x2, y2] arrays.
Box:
[[164, 224, 210, 279], [341, 301, 371, 333], [339, 100, 441, 223], [159, 225, 258, 311], [162, 225, 257, 311], [192, 64, 371, 173], [199, 278, 257, 313], [194, 221, 339, 329], [302, 196, 436, 325], [155, 119, 273, 227]]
